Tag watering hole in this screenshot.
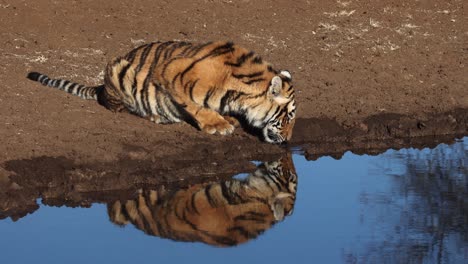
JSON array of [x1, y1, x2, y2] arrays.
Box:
[[1, 1, 467, 263], [0, 136, 466, 264]]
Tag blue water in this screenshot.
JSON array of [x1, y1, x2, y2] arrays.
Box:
[[1, 138, 466, 264]]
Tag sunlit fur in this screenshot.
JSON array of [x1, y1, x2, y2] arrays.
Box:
[[108, 155, 297, 247], [27, 41, 296, 143]]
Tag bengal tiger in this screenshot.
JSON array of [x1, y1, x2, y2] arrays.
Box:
[[27, 41, 297, 143], [108, 155, 297, 246]]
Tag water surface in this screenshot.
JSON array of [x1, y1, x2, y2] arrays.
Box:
[[0, 137, 466, 264]]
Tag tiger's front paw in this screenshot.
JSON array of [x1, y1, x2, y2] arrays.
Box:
[[201, 119, 235, 135], [223, 116, 241, 128]]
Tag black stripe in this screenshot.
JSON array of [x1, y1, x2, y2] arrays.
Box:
[[38, 75, 47, 83], [227, 226, 253, 239], [246, 90, 267, 99], [219, 90, 247, 113], [170, 72, 181, 87], [68, 83, 78, 93], [179, 57, 202, 82], [161, 57, 182, 81], [265, 105, 280, 122], [136, 198, 154, 233], [252, 196, 269, 203], [203, 86, 216, 107], [232, 71, 264, 79], [219, 90, 234, 112], [119, 205, 132, 223], [220, 182, 236, 205], [126, 42, 153, 63], [118, 63, 132, 93], [57, 79, 65, 89], [152, 42, 177, 84], [74, 85, 83, 96], [132, 44, 157, 113], [234, 211, 267, 222], [280, 75, 291, 83], [182, 77, 195, 94], [179, 42, 234, 82], [125, 49, 139, 63], [165, 97, 182, 121], [160, 43, 191, 79], [243, 78, 266, 85], [173, 100, 199, 128], [186, 41, 213, 57], [252, 56, 263, 64], [179, 43, 194, 55], [141, 44, 171, 113], [182, 210, 199, 230], [224, 51, 254, 67], [57, 79, 64, 88], [211, 235, 237, 246], [162, 42, 178, 60], [41, 77, 49, 85], [155, 88, 165, 115], [267, 65, 276, 73], [266, 173, 283, 191], [167, 42, 187, 58], [188, 79, 199, 102], [154, 42, 171, 66], [140, 82, 150, 114], [85, 87, 93, 98], [61, 80, 70, 90], [190, 192, 200, 215], [173, 200, 185, 221], [136, 44, 154, 72], [210, 42, 235, 57], [204, 184, 217, 207]]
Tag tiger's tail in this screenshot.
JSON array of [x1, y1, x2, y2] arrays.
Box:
[[26, 72, 103, 100]]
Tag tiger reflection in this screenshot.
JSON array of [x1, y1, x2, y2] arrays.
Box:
[[108, 155, 297, 246]]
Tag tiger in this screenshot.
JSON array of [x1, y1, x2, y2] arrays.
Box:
[[108, 154, 297, 247], [27, 41, 296, 143]]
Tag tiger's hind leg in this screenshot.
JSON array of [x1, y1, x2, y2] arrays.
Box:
[[98, 57, 136, 114], [97, 87, 129, 113], [149, 114, 162, 123]]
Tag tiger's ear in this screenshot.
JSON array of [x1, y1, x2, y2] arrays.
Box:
[[280, 70, 292, 80], [271, 192, 294, 221], [269, 76, 290, 104], [268, 76, 283, 96], [272, 200, 285, 221]]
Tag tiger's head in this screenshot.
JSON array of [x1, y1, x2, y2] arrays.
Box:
[[261, 70, 296, 144]]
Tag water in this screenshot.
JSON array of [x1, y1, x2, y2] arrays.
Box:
[[0, 137, 467, 264]]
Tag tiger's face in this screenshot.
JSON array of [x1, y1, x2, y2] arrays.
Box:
[[263, 71, 296, 144]]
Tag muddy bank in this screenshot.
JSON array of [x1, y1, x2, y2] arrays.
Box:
[[294, 108, 468, 159], [0, 0, 467, 165], [1, 130, 465, 222], [0, 108, 467, 198]]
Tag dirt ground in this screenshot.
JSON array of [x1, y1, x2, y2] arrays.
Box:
[[0, 0, 467, 171]]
